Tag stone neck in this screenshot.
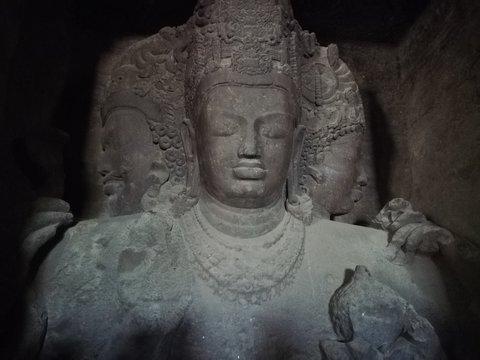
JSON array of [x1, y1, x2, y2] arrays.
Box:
[[198, 192, 286, 238], [312, 205, 331, 222]]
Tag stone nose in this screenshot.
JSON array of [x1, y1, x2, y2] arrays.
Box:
[[97, 151, 113, 176], [356, 166, 367, 187], [238, 126, 260, 158]]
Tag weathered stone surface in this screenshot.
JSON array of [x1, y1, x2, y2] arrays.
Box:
[[396, 0, 480, 248], [336, 0, 480, 247], [300, 44, 367, 221], [17, 1, 460, 359], [321, 265, 445, 359], [30, 213, 192, 359], [372, 198, 455, 264], [26, 214, 449, 359]]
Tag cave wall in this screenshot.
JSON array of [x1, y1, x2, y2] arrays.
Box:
[[396, 0, 480, 246], [335, 0, 480, 247]]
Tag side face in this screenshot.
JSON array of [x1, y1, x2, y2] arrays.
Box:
[[306, 132, 366, 216], [98, 108, 168, 216], [195, 84, 296, 209]]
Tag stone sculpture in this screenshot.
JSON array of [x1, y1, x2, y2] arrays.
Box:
[[320, 266, 445, 360], [98, 107, 170, 216], [19, 1, 453, 359], [300, 44, 367, 220], [372, 198, 455, 264], [99, 27, 188, 216]]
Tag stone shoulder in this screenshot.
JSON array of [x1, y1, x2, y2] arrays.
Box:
[[34, 213, 193, 358], [302, 220, 450, 326], [306, 219, 388, 246], [36, 212, 184, 294], [64, 212, 169, 250], [303, 220, 387, 275]]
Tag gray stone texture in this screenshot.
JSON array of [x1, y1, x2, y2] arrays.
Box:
[[28, 214, 449, 359], [321, 266, 445, 360], [0, 0, 479, 358], [397, 0, 480, 248], [14, 1, 460, 358], [372, 198, 455, 264], [336, 0, 480, 249]]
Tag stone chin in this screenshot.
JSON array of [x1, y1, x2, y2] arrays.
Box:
[[205, 180, 269, 209]]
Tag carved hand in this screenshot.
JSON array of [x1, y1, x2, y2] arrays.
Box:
[[321, 266, 446, 359], [21, 197, 74, 270], [373, 198, 454, 264], [386, 222, 454, 264]]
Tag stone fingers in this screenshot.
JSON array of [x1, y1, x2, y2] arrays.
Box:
[[32, 197, 71, 213], [22, 210, 73, 238]]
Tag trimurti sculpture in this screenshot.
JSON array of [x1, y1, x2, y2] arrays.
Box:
[[19, 1, 451, 359]]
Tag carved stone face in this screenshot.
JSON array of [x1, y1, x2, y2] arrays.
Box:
[[306, 132, 366, 217], [98, 109, 169, 216], [195, 84, 296, 209]]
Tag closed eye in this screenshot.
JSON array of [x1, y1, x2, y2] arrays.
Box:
[[212, 123, 239, 137], [259, 125, 287, 139], [257, 113, 292, 139], [210, 112, 243, 137]]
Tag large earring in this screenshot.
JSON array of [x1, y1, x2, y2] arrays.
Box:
[[287, 125, 313, 224], [181, 118, 200, 199], [141, 160, 170, 212], [172, 118, 199, 216], [287, 125, 305, 204]]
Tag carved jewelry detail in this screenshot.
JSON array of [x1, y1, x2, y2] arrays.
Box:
[[299, 44, 366, 188], [102, 27, 189, 185], [185, 0, 308, 119], [179, 205, 305, 304], [98, 1, 368, 219]]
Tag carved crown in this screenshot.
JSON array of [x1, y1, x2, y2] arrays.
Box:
[[299, 44, 366, 188], [184, 0, 312, 119], [102, 27, 190, 185], [99, 0, 366, 214]]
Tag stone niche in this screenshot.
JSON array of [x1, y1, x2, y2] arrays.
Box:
[[0, 0, 479, 359]]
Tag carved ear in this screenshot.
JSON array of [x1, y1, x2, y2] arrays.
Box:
[[180, 119, 200, 199], [181, 118, 196, 162], [288, 125, 306, 204], [327, 43, 340, 69], [148, 160, 169, 185], [305, 165, 326, 184], [287, 125, 314, 224]]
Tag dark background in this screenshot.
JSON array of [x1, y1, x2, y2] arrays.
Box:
[[1, 0, 479, 356]]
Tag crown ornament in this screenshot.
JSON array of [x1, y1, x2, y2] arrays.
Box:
[[184, 0, 312, 118], [101, 26, 190, 185], [97, 0, 367, 217], [299, 44, 366, 188]]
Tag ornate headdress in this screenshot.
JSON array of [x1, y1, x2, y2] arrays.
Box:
[[299, 44, 366, 188], [184, 0, 311, 119], [98, 0, 366, 219], [102, 27, 189, 184]]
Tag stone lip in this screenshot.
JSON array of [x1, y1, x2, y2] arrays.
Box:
[[102, 178, 124, 196], [233, 159, 267, 180]]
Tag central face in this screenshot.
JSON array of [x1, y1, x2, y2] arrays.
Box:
[[196, 85, 296, 208]]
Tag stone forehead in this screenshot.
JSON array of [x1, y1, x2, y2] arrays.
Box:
[[203, 84, 292, 115]]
